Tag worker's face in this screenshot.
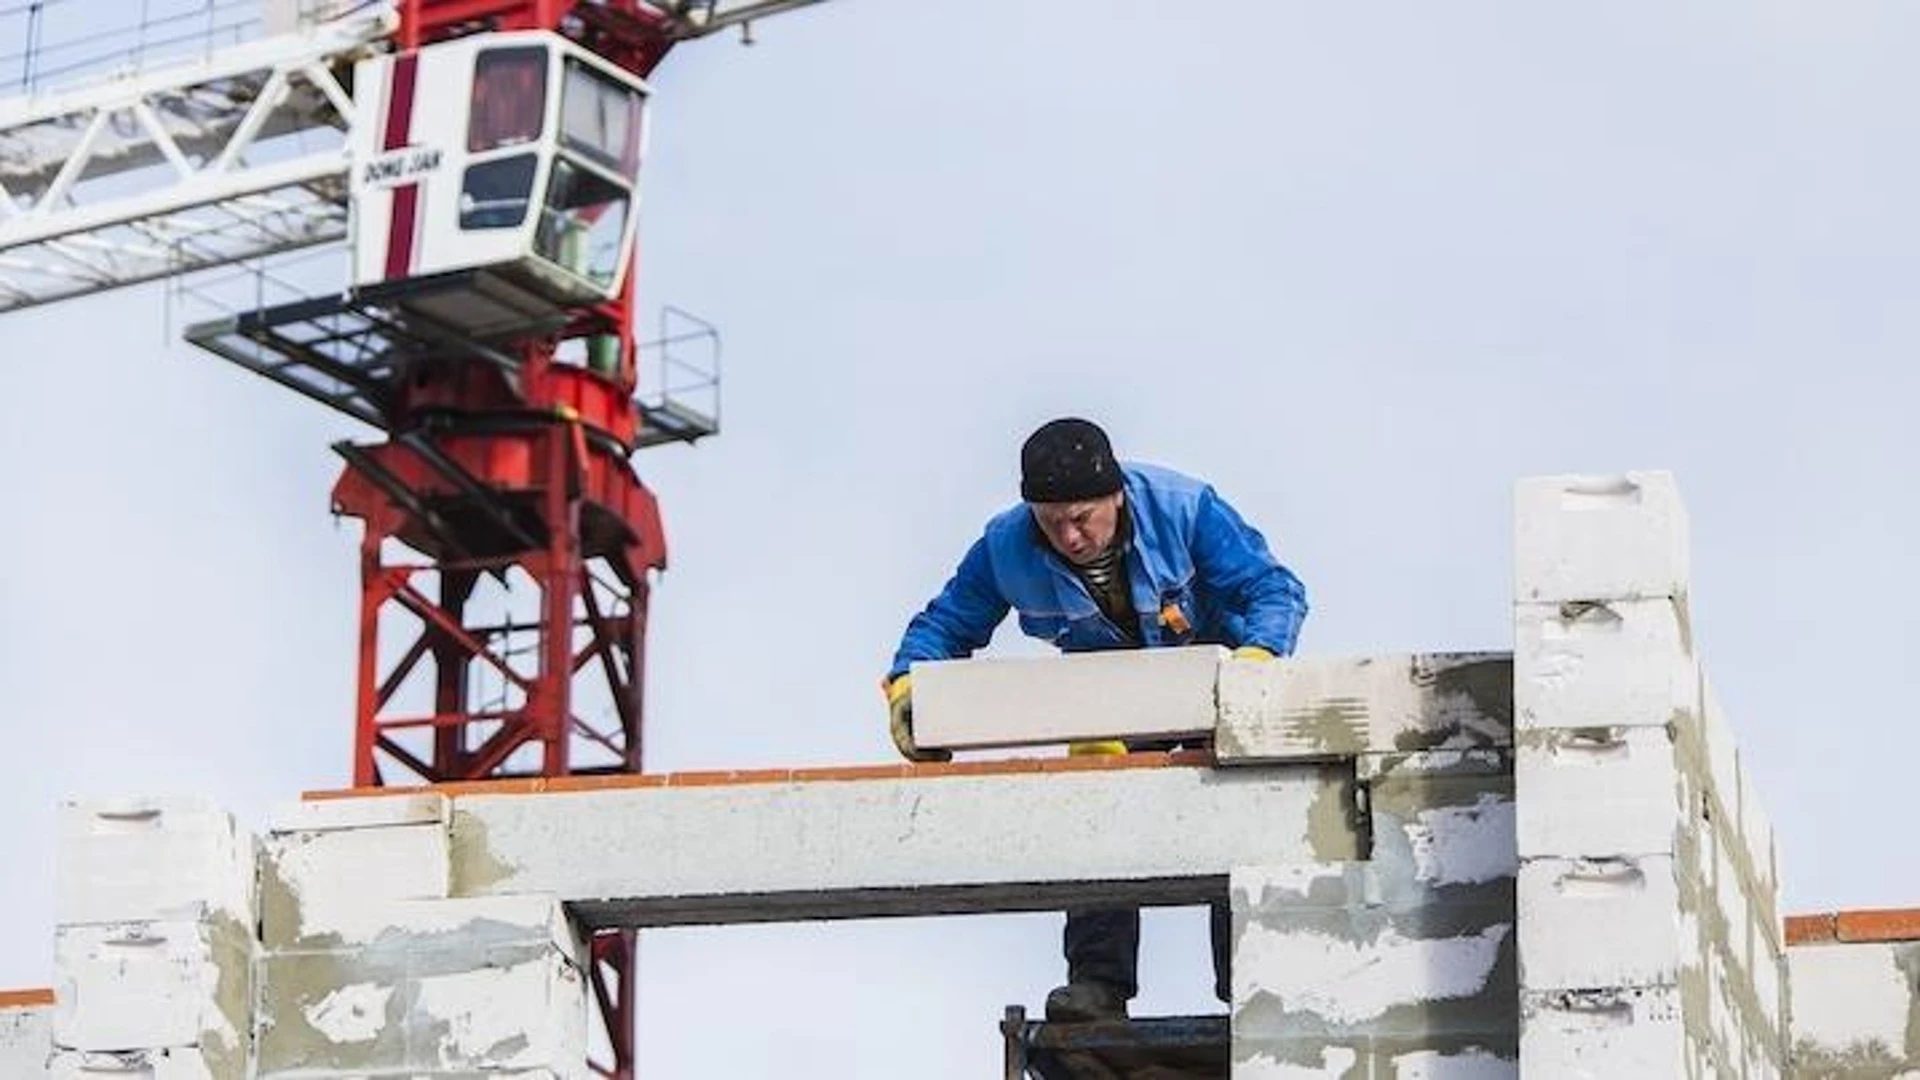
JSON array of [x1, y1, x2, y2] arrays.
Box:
[[1031, 493, 1124, 566]]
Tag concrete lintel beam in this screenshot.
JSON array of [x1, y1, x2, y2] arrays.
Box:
[[444, 761, 1362, 929]]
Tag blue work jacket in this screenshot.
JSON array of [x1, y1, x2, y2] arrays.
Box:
[[889, 463, 1307, 678]]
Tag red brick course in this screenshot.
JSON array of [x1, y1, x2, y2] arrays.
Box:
[[304, 751, 1212, 802], [1786, 908, 1920, 946]]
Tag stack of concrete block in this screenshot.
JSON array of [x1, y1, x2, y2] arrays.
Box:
[[255, 793, 587, 1078], [0, 990, 53, 1078], [1784, 910, 1920, 1075], [50, 798, 256, 1080], [1219, 651, 1521, 1075], [1513, 471, 1785, 1077]]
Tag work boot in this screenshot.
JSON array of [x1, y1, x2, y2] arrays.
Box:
[[1044, 980, 1128, 1023]]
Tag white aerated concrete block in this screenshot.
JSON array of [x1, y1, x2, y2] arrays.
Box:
[[1235, 1044, 1367, 1078], [1358, 750, 1518, 897], [266, 792, 448, 833], [1234, 1042, 1519, 1077], [257, 951, 584, 1078], [1696, 675, 1740, 821], [256, 896, 585, 1078], [1757, 851, 1783, 957], [49, 1048, 227, 1080], [1514, 471, 1690, 604], [1707, 949, 1737, 1070], [1518, 856, 1688, 989], [910, 646, 1223, 749], [0, 1004, 51, 1079], [1231, 864, 1515, 1038], [1753, 939, 1783, 1042], [57, 800, 254, 927], [1216, 653, 1512, 761], [1520, 987, 1685, 1078], [1711, 828, 1751, 976], [264, 893, 583, 961], [1787, 943, 1916, 1068], [1515, 726, 1687, 858], [1378, 1048, 1518, 1077], [53, 920, 250, 1057], [260, 822, 450, 947], [1736, 756, 1777, 898], [1515, 599, 1695, 731]]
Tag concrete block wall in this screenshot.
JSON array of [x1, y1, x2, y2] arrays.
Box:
[[18, 469, 1840, 1078], [1784, 910, 1920, 1076], [255, 793, 588, 1078], [1513, 472, 1785, 1077], [1231, 749, 1520, 1076], [1218, 650, 1520, 1076], [51, 798, 257, 1080]]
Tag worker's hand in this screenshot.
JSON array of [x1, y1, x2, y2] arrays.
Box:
[[884, 674, 951, 764], [1231, 645, 1275, 662], [1069, 740, 1128, 756]]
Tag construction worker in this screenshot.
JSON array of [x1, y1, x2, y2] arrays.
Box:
[[883, 417, 1308, 1023]]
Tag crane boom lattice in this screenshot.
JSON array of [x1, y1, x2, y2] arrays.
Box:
[[0, 10, 394, 310]]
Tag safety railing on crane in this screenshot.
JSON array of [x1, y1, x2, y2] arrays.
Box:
[[165, 243, 345, 338], [634, 305, 721, 448], [0, 0, 260, 96], [0, 0, 388, 96]]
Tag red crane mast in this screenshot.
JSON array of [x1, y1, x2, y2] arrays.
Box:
[[0, 3, 826, 1072]]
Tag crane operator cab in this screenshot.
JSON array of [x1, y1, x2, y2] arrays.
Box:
[[350, 31, 647, 337]]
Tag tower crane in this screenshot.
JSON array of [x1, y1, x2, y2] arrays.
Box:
[[0, 1, 828, 1075]]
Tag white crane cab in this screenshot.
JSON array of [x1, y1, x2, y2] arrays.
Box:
[[350, 31, 648, 328]]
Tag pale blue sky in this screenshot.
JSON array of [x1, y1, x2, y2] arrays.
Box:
[[3, 1, 1918, 1075]]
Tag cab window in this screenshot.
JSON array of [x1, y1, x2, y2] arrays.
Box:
[[469, 46, 548, 152]]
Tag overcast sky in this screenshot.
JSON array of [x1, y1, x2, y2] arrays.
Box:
[[3, 1, 1919, 1075]]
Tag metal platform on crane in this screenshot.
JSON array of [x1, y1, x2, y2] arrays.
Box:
[[182, 269, 541, 431], [1001, 1008, 1228, 1080], [634, 305, 721, 447], [184, 268, 720, 447]]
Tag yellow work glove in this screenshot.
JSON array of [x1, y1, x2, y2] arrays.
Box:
[[1069, 740, 1128, 756], [1232, 645, 1275, 662], [884, 674, 951, 764]]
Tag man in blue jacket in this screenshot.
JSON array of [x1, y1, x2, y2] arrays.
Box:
[[883, 417, 1308, 1023]]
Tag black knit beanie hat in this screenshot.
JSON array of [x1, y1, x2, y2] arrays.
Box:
[[1020, 418, 1122, 503]]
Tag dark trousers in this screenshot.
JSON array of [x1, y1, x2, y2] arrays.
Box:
[[1063, 899, 1231, 1002]]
